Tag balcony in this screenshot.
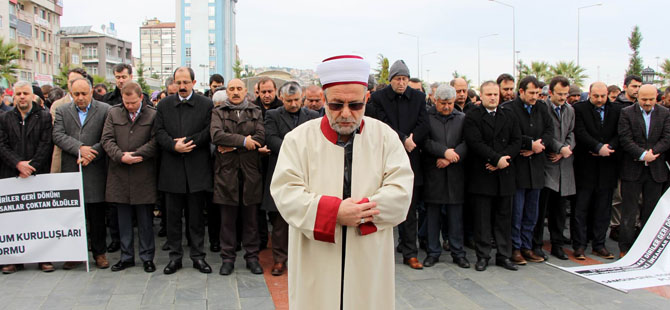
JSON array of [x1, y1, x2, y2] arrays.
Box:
[[18, 59, 34, 70], [105, 55, 122, 64], [17, 35, 32, 46], [17, 11, 32, 23], [82, 55, 99, 63]]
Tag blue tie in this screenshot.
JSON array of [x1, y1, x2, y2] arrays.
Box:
[[526, 105, 532, 115], [555, 106, 561, 118], [596, 107, 604, 124]]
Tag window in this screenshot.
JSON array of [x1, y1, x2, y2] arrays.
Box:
[[209, 60, 216, 71], [9, 5, 16, 14], [208, 6, 215, 16], [209, 46, 215, 57], [184, 7, 190, 17], [185, 47, 191, 57], [34, 7, 37, 14], [35, 51, 38, 61], [9, 28, 16, 39], [208, 20, 215, 30], [185, 33, 190, 44], [35, 28, 38, 37], [185, 20, 190, 30], [41, 31, 45, 41], [185, 60, 191, 67], [40, 9, 46, 19], [209, 0, 215, 3], [72, 54, 79, 64], [209, 33, 215, 44], [41, 52, 46, 63], [48, 33, 51, 43], [48, 53, 52, 64]]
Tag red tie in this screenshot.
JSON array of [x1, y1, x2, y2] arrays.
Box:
[[130, 112, 137, 122]]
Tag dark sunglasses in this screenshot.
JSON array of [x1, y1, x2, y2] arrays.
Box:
[[327, 102, 365, 111]]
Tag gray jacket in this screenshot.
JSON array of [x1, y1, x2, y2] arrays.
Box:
[[53, 99, 110, 203], [543, 99, 576, 196]]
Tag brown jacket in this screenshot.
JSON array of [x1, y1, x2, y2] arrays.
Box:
[[49, 95, 71, 172], [101, 104, 158, 205], [210, 101, 265, 206]]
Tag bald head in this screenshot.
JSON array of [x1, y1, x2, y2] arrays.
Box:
[[304, 85, 325, 111], [226, 78, 247, 105], [638, 84, 658, 112], [450, 78, 468, 106], [589, 82, 608, 107]]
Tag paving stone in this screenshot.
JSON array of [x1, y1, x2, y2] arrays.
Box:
[[240, 297, 274, 310], [3, 296, 45, 310], [106, 294, 143, 310]]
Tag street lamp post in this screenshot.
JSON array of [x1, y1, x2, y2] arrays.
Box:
[[489, 0, 515, 78], [577, 3, 602, 67], [421, 51, 436, 81], [478, 34, 498, 87], [398, 32, 420, 79]]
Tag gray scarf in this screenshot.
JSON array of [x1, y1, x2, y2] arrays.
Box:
[[223, 98, 249, 110]]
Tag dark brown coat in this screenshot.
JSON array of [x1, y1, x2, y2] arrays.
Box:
[[101, 104, 158, 205], [210, 101, 265, 206]]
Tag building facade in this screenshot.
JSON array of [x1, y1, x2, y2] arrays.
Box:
[[175, 0, 237, 91], [1, 0, 63, 86], [60, 26, 132, 82], [59, 39, 81, 69], [139, 18, 176, 83]]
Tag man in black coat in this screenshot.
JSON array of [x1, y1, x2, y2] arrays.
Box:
[[154, 67, 214, 274], [367, 59, 429, 269], [0, 81, 54, 274], [572, 82, 622, 260], [102, 64, 152, 108], [262, 82, 319, 276], [502, 76, 553, 265], [421, 84, 469, 269], [613, 75, 642, 107], [463, 81, 521, 272], [617, 84, 670, 257], [451, 78, 476, 114]]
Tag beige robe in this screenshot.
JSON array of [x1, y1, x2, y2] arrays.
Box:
[[270, 116, 414, 310]]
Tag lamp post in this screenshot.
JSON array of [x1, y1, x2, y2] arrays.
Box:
[[421, 51, 436, 81], [641, 67, 655, 85], [489, 0, 515, 78], [577, 3, 602, 67], [478, 34, 498, 87], [398, 32, 420, 79], [198, 64, 207, 88]]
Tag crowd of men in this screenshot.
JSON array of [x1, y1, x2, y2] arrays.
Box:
[[1, 59, 670, 277]]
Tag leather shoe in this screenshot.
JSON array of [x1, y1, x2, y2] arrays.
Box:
[[551, 246, 569, 260], [143, 261, 156, 273], [111, 260, 135, 272], [592, 247, 614, 259], [453, 257, 470, 269], [246, 260, 263, 274], [511, 250, 527, 265], [219, 262, 234, 275], [573, 247, 586, 260], [2, 264, 23, 274], [271, 262, 285, 276], [495, 258, 519, 271], [95, 255, 110, 269], [193, 259, 212, 274], [403, 257, 423, 270], [39, 262, 55, 272], [210, 243, 221, 252], [442, 240, 450, 252], [619, 252, 626, 259], [423, 256, 438, 267], [474, 258, 488, 271], [62, 261, 82, 270], [521, 248, 544, 263], [533, 247, 548, 261], [163, 260, 182, 274], [107, 241, 121, 253]]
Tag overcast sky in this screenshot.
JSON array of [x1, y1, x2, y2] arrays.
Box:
[[61, 0, 669, 87]]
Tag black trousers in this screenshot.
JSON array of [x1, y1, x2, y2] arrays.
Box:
[[268, 211, 289, 263], [258, 209, 269, 248], [106, 204, 120, 243], [534, 188, 570, 248], [425, 203, 465, 259], [472, 194, 512, 260], [165, 191, 206, 262], [399, 186, 421, 259], [85, 202, 107, 257], [619, 168, 663, 253], [205, 192, 220, 247], [116, 203, 155, 262], [220, 203, 260, 262], [572, 187, 613, 251]]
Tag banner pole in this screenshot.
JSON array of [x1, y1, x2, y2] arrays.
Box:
[[78, 152, 90, 273]]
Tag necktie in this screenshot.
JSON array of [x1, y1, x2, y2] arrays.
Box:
[[130, 112, 137, 122], [596, 107, 604, 124], [526, 105, 532, 115], [555, 106, 561, 118], [181, 99, 188, 104], [489, 111, 496, 117]]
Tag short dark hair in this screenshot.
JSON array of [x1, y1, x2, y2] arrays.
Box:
[[173, 66, 195, 81], [549, 76, 570, 92], [664, 86, 670, 95], [607, 85, 621, 93], [537, 81, 546, 89], [519, 76, 540, 91], [496, 73, 515, 85], [113, 63, 133, 75], [67, 67, 93, 85], [409, 77, 421, 83], [467, 89, 477, 98], [209, 74, 224, 85], [258, 77, 276, 90], [624, 75, 642, 86], [94, 83, 108, 91]]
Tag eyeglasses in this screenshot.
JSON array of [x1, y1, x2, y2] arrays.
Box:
[[327, 102, 365, 111]]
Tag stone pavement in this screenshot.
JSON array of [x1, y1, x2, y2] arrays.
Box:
[[0, 226, 668, 309]]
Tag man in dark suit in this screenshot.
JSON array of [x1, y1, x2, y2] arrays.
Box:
[[367, 59, 429, 269], [617, 84, 670, 257], [502, 76, 553, 265], [154, 67, 213, 274], [262, 82, 319, 276], [463, 81, 521, 272], [572, 82, 622, 260], [52, 77, 111, 270]]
